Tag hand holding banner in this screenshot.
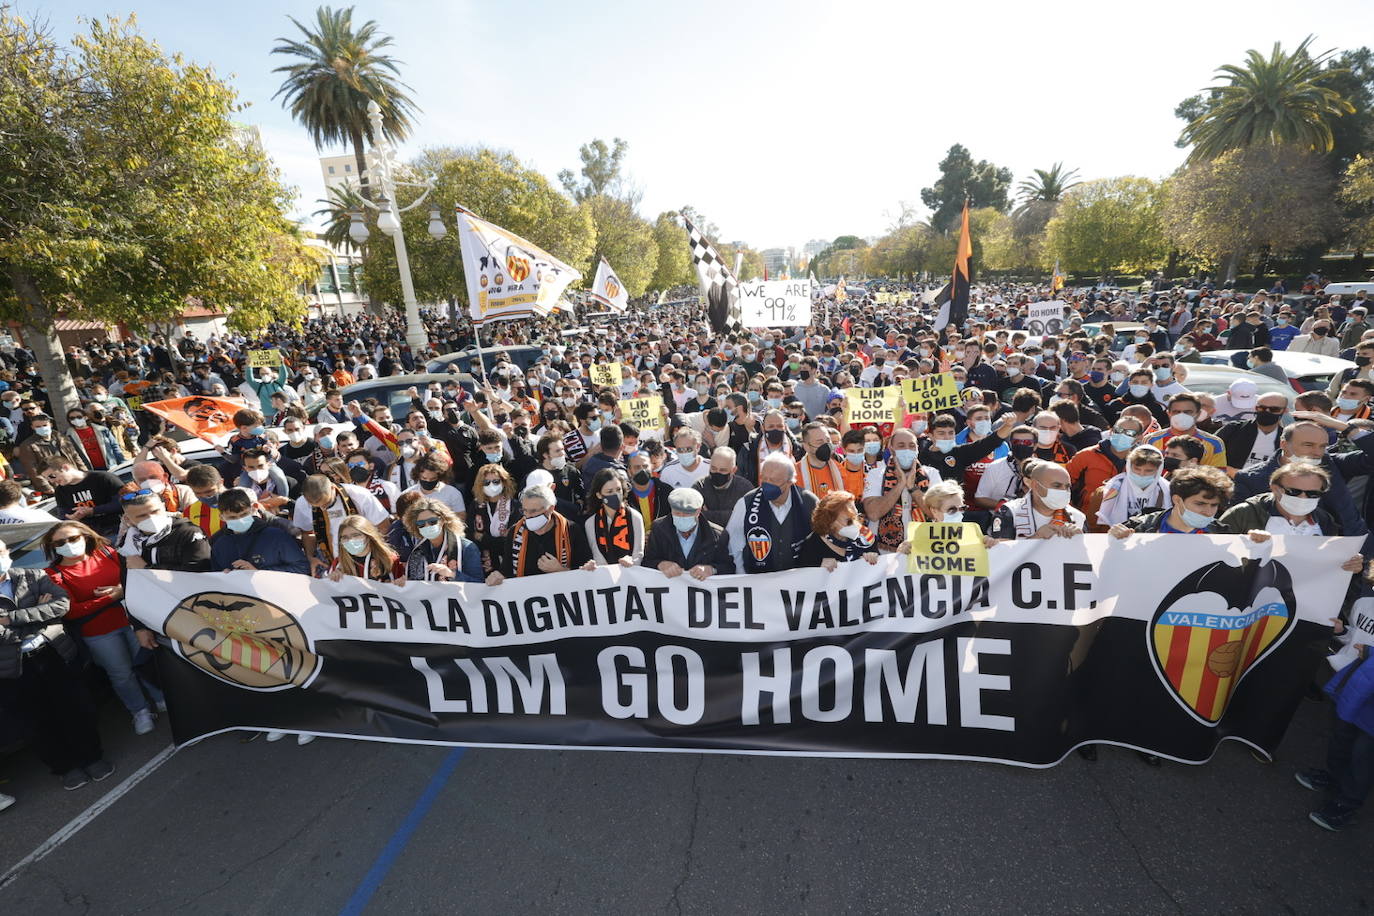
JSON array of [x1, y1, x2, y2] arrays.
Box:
[[246, 349, 281, 369], [903, 373, 962, 414]]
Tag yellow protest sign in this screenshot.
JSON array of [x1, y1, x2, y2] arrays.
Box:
[[844, 386, 904, 426], [591, 361, 622, 389], [905, 522, 988, 577], [902, 373, 962, 414], [619, 395, 665, 435], [246, 349, 280, 369]]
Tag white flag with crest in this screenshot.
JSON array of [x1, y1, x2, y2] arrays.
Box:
[[590, 258, 628, 313], [457, 210, 581, 323]]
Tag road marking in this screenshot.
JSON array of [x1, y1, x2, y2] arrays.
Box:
[[339, 747, 466, 916], [0, 743, 177, 892]]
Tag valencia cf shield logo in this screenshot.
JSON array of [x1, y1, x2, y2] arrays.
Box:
[[1147, 560, 1297, 725], [746, 526, 772, 562], [605, 276, 621, 300], [506, 252, 531, 283], [162, 591, 320, 692], [480, 274, 489, 288]]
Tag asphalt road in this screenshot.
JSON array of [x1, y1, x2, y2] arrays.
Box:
[[0, 697, 1368, 916]]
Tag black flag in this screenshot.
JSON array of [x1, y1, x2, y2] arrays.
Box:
[[684, 215, 740, 333], [934, 200, 972, 332]]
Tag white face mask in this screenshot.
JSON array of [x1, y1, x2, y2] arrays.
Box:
[[1171, 413, 1196, 430], [836, 523, 862, 540], [524, 513, 548, 531], [548, 455, 567, 471], [1039, 487, 1071, 510], [145, 479, 167, 494], [286, 431, 306, 444], [1036, 428, 1058, 446], [247, 468, 270, 483], [69, 417, 88, 428], [1278, 492, 1320, 517], [136, 513, 171, 535], [482, 482, 503, 497]]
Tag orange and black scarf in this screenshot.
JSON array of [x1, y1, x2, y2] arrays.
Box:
[[877, 460, 930, 549], [511, 512, 571, 576], [594, 507, 634, 562]]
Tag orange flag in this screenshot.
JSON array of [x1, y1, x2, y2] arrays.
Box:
[[141, 396, 249, 443]]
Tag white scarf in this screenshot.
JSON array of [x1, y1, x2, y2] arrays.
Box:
[[1095, 471, 1170, 528]]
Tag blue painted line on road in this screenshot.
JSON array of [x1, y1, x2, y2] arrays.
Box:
[[339, 747, 467, 916]]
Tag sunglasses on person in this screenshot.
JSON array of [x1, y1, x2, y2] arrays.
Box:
[[52, 534, 84, 547], [119, 488, 155, 502], [1255, 407, 1285, 416], [415, 516, 441, 527], [1280, 485, 1326, 499]]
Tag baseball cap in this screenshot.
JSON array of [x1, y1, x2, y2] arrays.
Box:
[[1228, 379, 1258, 409]]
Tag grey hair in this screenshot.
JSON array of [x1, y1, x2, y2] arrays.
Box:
[[519, 484, 556, 509]]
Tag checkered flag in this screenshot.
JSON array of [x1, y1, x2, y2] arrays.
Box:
[[683, 214, 741, 333]]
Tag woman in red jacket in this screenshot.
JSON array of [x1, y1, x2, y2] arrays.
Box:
[[43, 521, 164, 736]]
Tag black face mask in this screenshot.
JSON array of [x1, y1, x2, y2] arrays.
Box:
[[709, 471, 730, 488], [765, 428, 785, 445], [603, 492, 623, 510], [632, 470, 652, 487], [419, 479, 439, 491], [1163, 457, 1182, 472], [1357, 356, 1371, 368], [1011, 443, 1035, 460], [348, 465, 371, 484], [814, 443, 833, 462], [1254, 411, 1282, 428], [798, 370, 812, 381]]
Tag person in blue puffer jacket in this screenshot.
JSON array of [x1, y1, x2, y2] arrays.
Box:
[[1295, 589, 1374, 832]]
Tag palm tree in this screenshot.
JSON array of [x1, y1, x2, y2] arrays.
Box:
[[1180, 35, 1354, 162], [313, 183, 369, 251], [271, 6, 419, 200], [1016, 163, 1081, 205]]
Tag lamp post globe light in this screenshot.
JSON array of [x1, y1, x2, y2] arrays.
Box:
[[347, 98, 449, 353]]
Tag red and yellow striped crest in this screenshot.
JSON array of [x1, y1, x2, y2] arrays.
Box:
[[1150, 599, 1292, 724]]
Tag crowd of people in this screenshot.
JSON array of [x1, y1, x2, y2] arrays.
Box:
[[0, 277, 1370, 832]]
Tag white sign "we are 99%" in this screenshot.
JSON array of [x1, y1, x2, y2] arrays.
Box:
[[738, 280, 813, 328]]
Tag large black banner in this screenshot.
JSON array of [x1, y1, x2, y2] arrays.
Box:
[[130, 535, 1354, 767]]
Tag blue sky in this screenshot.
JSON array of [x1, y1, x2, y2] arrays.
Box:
[[29, 0, 1374, 251]]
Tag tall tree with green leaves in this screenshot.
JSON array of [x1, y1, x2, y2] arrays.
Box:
[[649, 211, 693, 291], [272, 5, 418, 199], [1043, 178, 1168, 281], [1177, 36, 1355, 163], [1163, 145, 1336, 282], [1, 11, 317, 427], [559, 138, 630, 202], [1016, 163, 1081, 205], [920, 144, 1013, 233]]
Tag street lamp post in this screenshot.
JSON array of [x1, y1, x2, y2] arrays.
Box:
[[346, 99, 447, 354]]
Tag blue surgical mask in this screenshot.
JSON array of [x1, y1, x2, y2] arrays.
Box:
[[973, 420, 992, 437], [588, 418, 602, 431], [1180, 507, 1215, 529], [1109, 432, 1135, 452], [250, 425, 266, 436], [1337, 397, 1359, 412], [418, 522, 443, 540], [768, 397, 783, 409], [747, 391, 761, 403], [225, 515, 254, 534], [1127, 472, 1157, 489], [894, 448, 917, 469], [672, 514, 697, 533], [1154, 367, 1171, 382], [786, 417, 801, 431], [319, 435, 335, 449], [933, 438, 955, 453], [1129, 384, 1149, 398], [864, 441, 881, 457], [485, 451, 502, 463], [943, 511, 965, 525], [760, 482, 783, 501], [953, 381, 965, 391]]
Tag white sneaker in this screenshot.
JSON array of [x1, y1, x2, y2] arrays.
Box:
[[265, 730, 286, 742], [0, 792, 14, 812], [296, 734, 316, 746], [132, 709, 155, 735]]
